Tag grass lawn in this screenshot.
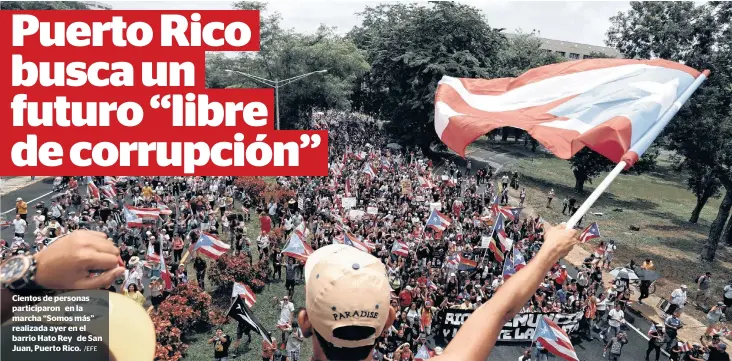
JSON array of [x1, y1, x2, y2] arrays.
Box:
[[183, 178, 313, 361], [474, 139, 731, 321]]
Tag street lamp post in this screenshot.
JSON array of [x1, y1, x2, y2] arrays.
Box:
[[225, 69, 328, 130]]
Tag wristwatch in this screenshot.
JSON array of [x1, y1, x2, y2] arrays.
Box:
[[0, 255, 44, 293]]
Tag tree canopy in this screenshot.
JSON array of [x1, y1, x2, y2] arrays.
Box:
[[349, 3, 506, 153], [608, 1, 732, 261], [0, 1, 88, 10], [205, 2, 370, 130]]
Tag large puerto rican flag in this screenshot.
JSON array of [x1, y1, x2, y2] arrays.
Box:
[[192, 233, 231, 260], [434, 59, 704, 168]]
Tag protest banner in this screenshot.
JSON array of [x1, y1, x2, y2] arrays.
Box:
[[429, 202, 442, 212], [438, 309, 583, 343], [367, 206, 378, 215]]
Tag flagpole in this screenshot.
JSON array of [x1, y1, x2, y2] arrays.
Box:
[[566, 70, 710, 230]]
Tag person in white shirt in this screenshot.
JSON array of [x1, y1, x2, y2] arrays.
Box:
[[668, 285, 688, 315], [723, 282, 732, 307], [286, 322, 304, 361], [284, 216, 293, 232], [33, 210, 46, 230], [275, 295, 295, 344], [601, 303, 625, 340], [13, 215, 27, 239], [492, 275, 504, 289], [602, 240, 617, 270]]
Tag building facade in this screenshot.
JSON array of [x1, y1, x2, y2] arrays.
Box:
[[505, 33, 622, 59], [83, 1, 112, 10]]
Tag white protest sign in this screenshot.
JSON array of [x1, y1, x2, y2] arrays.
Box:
[[342, 197, 357, 209], [349, 209, 366, 220], [481, 235, 492, 248], [430, 202, 442, 212], [367, 207, 378, 215]]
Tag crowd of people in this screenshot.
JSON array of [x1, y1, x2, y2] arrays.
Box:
[[1, 113, 730, 361]]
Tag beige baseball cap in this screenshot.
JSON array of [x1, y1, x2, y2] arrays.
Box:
[[304, 244, 391, 348]]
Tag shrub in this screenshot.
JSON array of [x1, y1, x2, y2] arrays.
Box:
[[263, 184, 296, 204], [268, 226, 285, 242], [151, 308, 188, 361], [156, 295, 198, 332], [207, 254, 255, 293], [235, 177, 267, 203], [250, 278, 266, 292], [208, 310, 229, 326]]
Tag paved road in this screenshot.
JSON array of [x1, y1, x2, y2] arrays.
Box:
[[1, 178, 57, 241], [433, 147, 669, 361]]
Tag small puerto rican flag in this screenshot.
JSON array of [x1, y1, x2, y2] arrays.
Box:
[[281, 233, 314, 263], [425, 209, 452, 232], [232, 282, 257, 308], [192, 233, 231, 260], [362, 163, 377, 179], [579, 222, 601, 243], [533, 316, 579, 361], [513, 247, 527, 271], [678, 342, 692, 353], [343, 233, 371, 253], [391, 240, 409, 257], [86, 176, 100, 199], [502, 256, 516, 280]]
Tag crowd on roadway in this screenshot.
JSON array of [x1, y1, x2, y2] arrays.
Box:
[[1, 113, 730, 361]]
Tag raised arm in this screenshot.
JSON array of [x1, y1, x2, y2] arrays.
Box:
[[436, 223, 578, 361]]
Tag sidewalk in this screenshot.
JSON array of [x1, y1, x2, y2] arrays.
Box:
[[0, 177, 49, 196]]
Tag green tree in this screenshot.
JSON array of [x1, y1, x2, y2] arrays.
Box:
[[349, 2, 506, 154], [673, 158, 721, 224], [569, 146, 659, 193], [607, 1, 732, 261], [0, 1, 88, 9], [207, 2, 370, 129]]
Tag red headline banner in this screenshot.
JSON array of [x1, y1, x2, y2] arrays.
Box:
[[0, 10, 329, 176]]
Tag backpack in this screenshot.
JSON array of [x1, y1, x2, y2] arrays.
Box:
[[609, 339, 623, 354]]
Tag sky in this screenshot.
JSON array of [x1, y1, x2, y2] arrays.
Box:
[[104, 1, 633, 47]]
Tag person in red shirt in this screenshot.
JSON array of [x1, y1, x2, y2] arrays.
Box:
[[553, 265, 569, 288], [259, 212, 272, 235], [399, 286, 413, 308]]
